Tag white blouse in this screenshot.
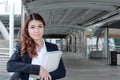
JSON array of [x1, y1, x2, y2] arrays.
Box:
[[29, 39, 47, 80]]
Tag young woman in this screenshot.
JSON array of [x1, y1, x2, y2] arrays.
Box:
[[7, 13, 66, 80]]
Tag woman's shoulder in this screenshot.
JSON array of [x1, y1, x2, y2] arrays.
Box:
[[45, 41, 57, 46], [15, 41, 21, 50], [45, 41, 58, 51]]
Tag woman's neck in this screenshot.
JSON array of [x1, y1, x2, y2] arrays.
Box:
[[34, 39, 44, 48]]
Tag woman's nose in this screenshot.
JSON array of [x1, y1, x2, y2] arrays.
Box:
[[34, 27, 39, 32]]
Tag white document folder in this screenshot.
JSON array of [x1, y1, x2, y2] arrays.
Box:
[[43, 51, 62, 72]]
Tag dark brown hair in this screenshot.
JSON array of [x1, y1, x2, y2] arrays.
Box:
[[20, 13, 45, 58]]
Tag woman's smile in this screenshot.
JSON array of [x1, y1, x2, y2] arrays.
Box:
[[34, 34, 41, 37]]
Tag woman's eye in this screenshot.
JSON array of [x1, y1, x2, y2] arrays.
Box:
[[38, 26, 43, 28], [30, 26, 35, 29]]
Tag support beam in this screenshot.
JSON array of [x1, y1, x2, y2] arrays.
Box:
[[49, 10, 55, 24], [58, 9, 72, 24], [87, 14, 120, 33], [70, 9, 93, 24], [66, 36, 71, 52], [21, 4, 25, 28], [43, 34, 66, 38], [104, 28, 109, 59], [84, 12, 117, 26], [0, 20, 9, 40], [9, 0, 14, 57]]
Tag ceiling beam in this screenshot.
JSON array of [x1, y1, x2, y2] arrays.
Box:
[[83, 12, 118, 26], [70, 9, 93, 24], [82, 11, 109, 25], [45, 30, 68, 35], [25, 0, 120, 7], [58, 9, 72, 24], [49, 10, 55, 24], [46, 27, 71, 30], [25, 2, 118, 12], [87, 14, 120, 31], [4, 24, 83, 30], [44, 34, 66, 38], [46, 24, 84, 30]]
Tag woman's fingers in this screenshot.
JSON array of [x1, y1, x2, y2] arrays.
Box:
[[48, 74, 51, 80], [30, 74, 40, 79], [40, 74, 51, 80], [44, 76, 50, 80], [39, 66, 51, 80], [40, 76, 43, 80], [44, 75, 51, 80]]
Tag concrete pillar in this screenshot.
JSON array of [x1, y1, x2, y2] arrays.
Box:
[[68, 35, 73, 52], [81, 30, 87, 57], [76, 30, 81, 53], [60, 38, 63, 50], [16, 2, 26, 40], [21, 4, 25, 28], [65, 37, 68, 51], [104, 28, 109, 59], [68, 35, 72, 52], [70, 34, 75, 53], [72, 32, 78, 53], [66, 36, 71, 52], [9, 0, 15, 57], [0, 21, 9, 40], [62, 39, 67, 51]]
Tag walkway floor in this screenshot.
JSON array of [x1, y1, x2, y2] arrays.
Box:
[[1, 52, 120, 80], [61, 52, 120, 80]]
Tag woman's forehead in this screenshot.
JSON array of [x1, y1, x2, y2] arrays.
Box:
[[29, 20, 43, 25]]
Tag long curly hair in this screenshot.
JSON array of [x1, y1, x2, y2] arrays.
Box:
[[20, 13, 45, 58]]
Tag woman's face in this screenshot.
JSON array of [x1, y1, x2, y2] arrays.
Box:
[[28, 20, 44, 41]]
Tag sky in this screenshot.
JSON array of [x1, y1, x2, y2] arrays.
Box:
[[0, 0, 21, 14]]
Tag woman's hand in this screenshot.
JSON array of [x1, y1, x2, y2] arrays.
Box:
[[30, 74, 41, 79], [40, 66, 51, 80]]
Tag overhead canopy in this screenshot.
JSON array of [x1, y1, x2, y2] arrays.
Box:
[[22, 0, 120, 37], [1, 0, 120, 38]]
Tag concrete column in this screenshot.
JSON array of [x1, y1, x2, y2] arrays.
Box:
[[73, 32, 78, 53], [17, 2, 26, 40], [104, 28, 109, 60], [69, 35, 73, 52], [81, 30, 87, 57], [76, 30, 81, 53], [70, 34, 75, 53], [74, 34, 77, 53], [67, 36, 71, 52], [60, 38, 63, 50], [9, 0, 15, 57], [21, 3, 25, 28], [68, 35, 72, 52], [84, 30, 87, 57], [65, 37, 68, 51], [62, 39, 67, 51]]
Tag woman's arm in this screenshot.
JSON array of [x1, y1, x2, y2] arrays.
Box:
[[45, 42, 66, 79], [6, 42, 40, 75], [49, 58, 66, 80]]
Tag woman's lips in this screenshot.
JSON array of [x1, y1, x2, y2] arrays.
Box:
[[34, 34, 40, 37]]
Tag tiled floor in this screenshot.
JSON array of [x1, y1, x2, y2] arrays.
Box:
[[61, 52, 120, 80], [1, 52, 120, 80]]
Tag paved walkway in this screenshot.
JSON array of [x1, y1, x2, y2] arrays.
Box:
[[1, 52, 120, 80], [61, 52, 120, 80]]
